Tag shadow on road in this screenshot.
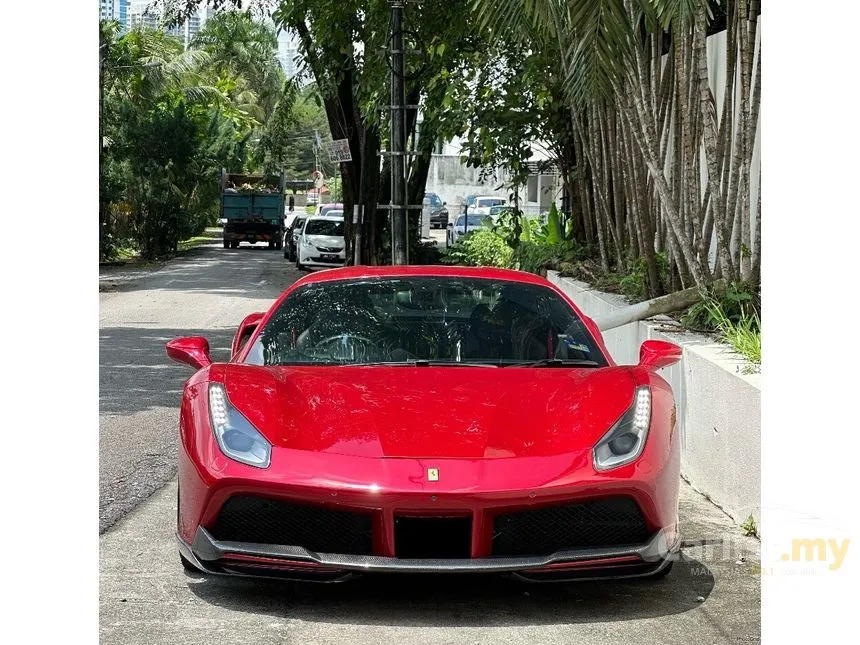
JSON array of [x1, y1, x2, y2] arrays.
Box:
[[185, 557, 715, 626], [99, 326, 234, 416], [101, 244, 297, 299]]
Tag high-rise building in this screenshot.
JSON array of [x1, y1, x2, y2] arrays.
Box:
[[100, 0, 128, 28], [127, 1, 212, 48], [277, 30, 302, 81]]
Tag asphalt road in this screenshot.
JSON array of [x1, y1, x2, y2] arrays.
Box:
[[99, 241, 299, 532], [99, 241, 761, 644]]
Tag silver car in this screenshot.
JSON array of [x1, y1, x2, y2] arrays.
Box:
[[447, 213, 492, 246]]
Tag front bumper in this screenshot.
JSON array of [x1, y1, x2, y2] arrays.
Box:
[[430, 212, 449, 227], [298, 246, 346, 266], [179, 526, 679, 583]]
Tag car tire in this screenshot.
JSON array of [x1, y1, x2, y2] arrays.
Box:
[[223, 240, 230, 249]]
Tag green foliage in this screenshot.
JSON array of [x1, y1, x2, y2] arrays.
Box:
[[706, 299, 762, 371], [741, 515, 759, 538], [617, 253, 669, 299], [100, 10, 303, 260], [682, 282, 759, 330], [484, 204, 585, 275], [413, 240, 444, 265], [444, 229, 515, 269], [678, 281, 761, 369]]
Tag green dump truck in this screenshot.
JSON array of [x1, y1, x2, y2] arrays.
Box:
[[220, 170, 285, 249]]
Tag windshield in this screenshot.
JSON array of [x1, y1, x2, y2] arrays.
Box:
[[244, 277, 607, 366], [456, 215, 489, 228], [425, 193, 442, 206], [477, 198, 505, 207], [291, 217, 306, 232], [305, 219, 344, 236]]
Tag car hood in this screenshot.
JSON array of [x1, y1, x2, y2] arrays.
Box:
[[220, 365, 636, 459], [304, 234, 344, 247]]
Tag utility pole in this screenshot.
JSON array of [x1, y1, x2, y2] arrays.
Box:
[[313, 129, 320, 202], [99, 37, 107, 261], [389, 0, 407, 265]]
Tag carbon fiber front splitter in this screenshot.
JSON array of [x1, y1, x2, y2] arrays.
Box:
[[178, 526, 679, 583]]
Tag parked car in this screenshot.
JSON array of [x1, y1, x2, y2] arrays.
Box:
[[296, 214, 346, 270], [166, 265, 683, 582], [488, 205, 515, 221], [447, 213, 492, 246], [315, 202, 344, 218], [468, 196, 507, 219], [283, 214, 308, 261], [425, 192, 449, 228]]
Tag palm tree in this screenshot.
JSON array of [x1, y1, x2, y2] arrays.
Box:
[[101, 21, 216, 105], [190, 11, 284, 121]]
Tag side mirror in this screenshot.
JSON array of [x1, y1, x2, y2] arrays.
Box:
[[638, 340, 682, 370], [442, 201, 447, 206], [166, 337, 212, 370], [232, 312, 265, 356], [447, 222, 454, 228]]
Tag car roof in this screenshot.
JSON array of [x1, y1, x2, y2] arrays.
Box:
[[290, 264, 550, 288], [305, 214, 344, 222]]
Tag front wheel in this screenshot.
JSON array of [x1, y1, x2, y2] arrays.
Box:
[[223, 240, 230, 249]]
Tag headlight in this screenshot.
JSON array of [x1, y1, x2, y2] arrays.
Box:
[[301, 236, 312, 246], [593, 386, 651, 471], [208, 383, 271, 468]]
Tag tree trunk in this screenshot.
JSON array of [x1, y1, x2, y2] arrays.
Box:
[[694, 7, 736, 282], [594, 280, 726, 331], [620, 82, 706, 287]]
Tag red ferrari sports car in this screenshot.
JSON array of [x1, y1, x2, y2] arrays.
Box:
[[166, 265, 683, 582]]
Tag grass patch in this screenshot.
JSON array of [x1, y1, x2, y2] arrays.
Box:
[[177, 234, 214, 252], [704, 298, 761, 371], [112, 246, 138, 261], [741, 515, 759, 538]]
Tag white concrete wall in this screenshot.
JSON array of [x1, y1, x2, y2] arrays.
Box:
[[424, 155, 509, 210], [547, 271, 761, 527]]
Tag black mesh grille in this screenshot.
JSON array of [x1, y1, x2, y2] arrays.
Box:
[[211, 495, 373, 555], [492, 497, 651, 557]]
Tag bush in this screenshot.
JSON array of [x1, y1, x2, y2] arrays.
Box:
[[444, 229, 514, 268], [617, 253, 669, 299], [413, 239, 444, 265], [682, 281, 759, 331], [705, 298, 761, 370]]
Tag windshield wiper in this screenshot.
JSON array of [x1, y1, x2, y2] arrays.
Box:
[[502, 358, 601, 368], [349, 359, 499, 367]]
